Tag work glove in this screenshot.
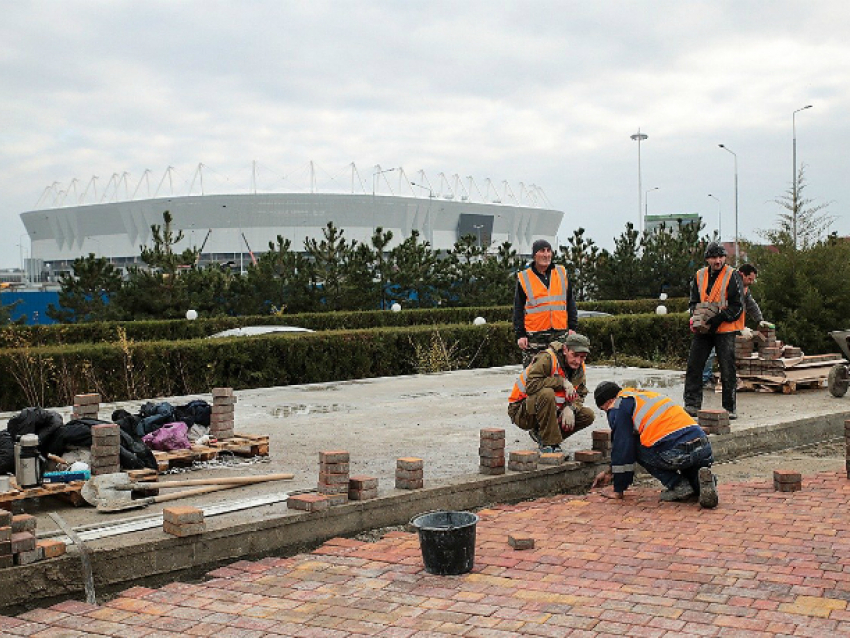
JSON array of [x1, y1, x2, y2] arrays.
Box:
[[559, 407, 576, 434], [741, 327, 754, 339], [563, 379, 578, 402], [689, 317, 697, 333], [759, 320, 775, 329]]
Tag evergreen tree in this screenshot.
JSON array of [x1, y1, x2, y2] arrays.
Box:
[[767, 165, 834, 250], [304, 222, 357, 311], [388, 230, 442, 307], [46, 253, 123, 322], [596, 223, 642, 300], [445, 234, 485, 306], [234, 236, 316, 315], [556, 228, 600, 301]]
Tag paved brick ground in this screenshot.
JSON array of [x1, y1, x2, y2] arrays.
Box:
[[4, 471, 850, 637]]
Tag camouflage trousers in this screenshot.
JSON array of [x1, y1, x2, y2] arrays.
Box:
[[520, 329, 567, 367]]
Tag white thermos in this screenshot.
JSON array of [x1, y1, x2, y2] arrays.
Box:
[[14, 434, 42, 488]]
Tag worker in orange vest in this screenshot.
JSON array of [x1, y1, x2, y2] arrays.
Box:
[[683, 242, 744, 419], [592, 382, 718, 508], [513, 239, 577, 366]]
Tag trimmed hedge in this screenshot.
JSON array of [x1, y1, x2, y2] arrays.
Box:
[[0, 313, 690, 411], [0, 298, 688, 347]]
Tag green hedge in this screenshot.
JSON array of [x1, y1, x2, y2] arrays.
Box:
[[0, 313, 690, 411], [1, 298, 688, 347]]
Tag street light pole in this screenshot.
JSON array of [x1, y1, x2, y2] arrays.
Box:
[[718, 144, 739, 266], [644, 187, 659, 229], [630, 130, 648, 234], [708, 193, 722, 240], [792, 104, 813, 249], [472, 224, 484, 248]]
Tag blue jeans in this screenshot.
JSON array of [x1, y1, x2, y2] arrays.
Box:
[[702, 348, 715, 384], [636, 435, 714, 492]]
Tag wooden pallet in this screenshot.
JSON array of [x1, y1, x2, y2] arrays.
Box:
[[0, 481, 87, 508], [739, 376, 827, 394], [150, 434, 270, 472]]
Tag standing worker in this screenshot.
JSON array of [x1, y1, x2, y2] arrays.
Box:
[[684, 242, 744, 418], [592, 381, 718, 508], [507, 334, 595, 453], [513, 239, 578, 366]]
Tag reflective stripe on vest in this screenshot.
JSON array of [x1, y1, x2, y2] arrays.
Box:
[[696, 265, 745, 333], [519, 264, 569, 332], [508, 348, 568, 406], [617, 388, 695, 447]]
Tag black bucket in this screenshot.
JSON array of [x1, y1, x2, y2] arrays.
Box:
[[410, 510, 478, 575]]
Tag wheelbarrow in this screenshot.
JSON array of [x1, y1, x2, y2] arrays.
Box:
[[828, 330, 850, 398]]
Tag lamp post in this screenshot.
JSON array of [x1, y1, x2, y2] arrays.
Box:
[[411, 182, 435, 243], [792, 104, 813, 249], [718, 144, 738, 266], [472, 224, 484, 247], [630, 129, 648, 234], [707, 193, 722, 240], [644, 187, 659, 231]]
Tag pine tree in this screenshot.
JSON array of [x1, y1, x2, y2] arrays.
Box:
[[46, 253, 123, 322]]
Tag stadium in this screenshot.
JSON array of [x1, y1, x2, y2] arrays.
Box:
[[20, 163, 564, 279]]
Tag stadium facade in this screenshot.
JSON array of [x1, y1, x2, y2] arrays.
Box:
[[20, 166, 563, 279]]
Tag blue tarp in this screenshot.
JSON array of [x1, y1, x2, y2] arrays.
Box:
[[1, 291, 60, 325]]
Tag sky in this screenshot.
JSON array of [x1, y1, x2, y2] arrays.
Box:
[[2, 1, 849, 269]]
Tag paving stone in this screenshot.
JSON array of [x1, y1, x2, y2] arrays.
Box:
[[163, 506, 205, 526], [348, 475, 377, 490], [507, 534, 535, 550], [574, 449, 604, 463], [319, 450, 350, 464], [287, 493, 330, 512], [479, 428, 505, 440], [396, 457, 423, 471], [37, 540, 66, 559]]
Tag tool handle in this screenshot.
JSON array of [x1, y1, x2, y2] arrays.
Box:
[[128, 473, 295, 490], [150, 483, 238, 504]]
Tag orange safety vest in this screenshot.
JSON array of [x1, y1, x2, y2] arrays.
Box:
[[696, 265, 745, 333], [518, 264, 569, 333], [615, 388, 696, 447], [508, 348, 568, 407]]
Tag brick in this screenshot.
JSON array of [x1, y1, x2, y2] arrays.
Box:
[[74, 393, 101, 405], [0, 511, 10, 527], [211, 404, 235, 415], [395, 468, 424, 481], [326, 493, 349, 506], [163, 506, 205, 526], [509, 450, 539, 463], [11, 514, 36, 534], [92, 465, 120, 476], [37, 540, 66, 559], [319, 472, 351, 485], [317, 483, 349, 495], [91, 444, 120, 456], [395, 477, 424, 490], [591, 439, 611, 452], [0, 555, 13, 568], [0, 526, 10, 542], [508, 460, 538, 472], [479, 428, 506, 440], [396, 457, 423, 471], [211, 395, 237, 405], [774, 470, 802, 483], [91, 423, 118, 434], [574, 450, 604, 463], [15, 547, 43, 565], [348, 475, 378, 490], [479, 465, 506, 475], [319, 461, 350, 474], [319, 450, 350, 464], [591, 429, 611, 442], [11, 531, 36, 554], [478, 455, 505, 468], [0, 539, 11, 555], [163, 521, 207, 537], [538, 452, 565, 465], [211, 387, 234, 398], [348, 487, 378, 500], [478, 438, 506, 452], [210, 427, 234, 439], [508, 534, 535, 550], [774, 481, 802, 492], [287, 494, 330, 512]]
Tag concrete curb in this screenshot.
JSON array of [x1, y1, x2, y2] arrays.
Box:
[[1, 409, 848, 613]]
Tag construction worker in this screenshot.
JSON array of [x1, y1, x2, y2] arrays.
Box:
[[592, 381, 718, 508], [683, 242, 744, 418], [513, 239, 578, 367], [508, 333, 595, 453]]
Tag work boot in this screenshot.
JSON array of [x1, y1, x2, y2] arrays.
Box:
[[698, 467, 719, 509], [659, 479, 695, 502], [539, 444, 563, 454], [727, 412, 737, 420]]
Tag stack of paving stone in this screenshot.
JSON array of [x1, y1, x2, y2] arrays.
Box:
[[72, 393, 100, 420], [734, 335, 754, 359], [210, 388, 236, 440], [774, 470, 802, 492], [691, 302, 720, 334], [0, 512, 64, 567], [395, 457, 424, 489], [591, 430, 611, 457], [348, 475, 378, 501], [318, 450, 350, 505], [697, 409, 731, 434], [508, 450, 538, 472], [90, 424, 120, 476], [162, 506, 206, 537], [478, 428, 506, 475]]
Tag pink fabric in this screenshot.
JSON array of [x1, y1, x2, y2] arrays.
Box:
[[142, 421, 191, 451]]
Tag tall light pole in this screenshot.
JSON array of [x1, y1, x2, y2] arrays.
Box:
[[718, 144, 738, 266], [792, 104, 813, 249], [472, 224, 484, 247], [644, 187, 659, 230], [630, 129, 648, 233], [707, 193, 722, 240]]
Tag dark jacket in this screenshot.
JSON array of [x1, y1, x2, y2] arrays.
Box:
[[513, 262, 578, 338]]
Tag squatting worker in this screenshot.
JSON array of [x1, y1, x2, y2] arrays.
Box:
[[591, 381, 718, 508], [683, 241, 744, 419], [513, 239, 578, 367], [508, 333, 595, 454]]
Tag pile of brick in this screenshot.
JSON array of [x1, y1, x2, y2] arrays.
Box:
[[163, 506, 206, 537], [210, 388, 236, 441], [591, 430, 611, 456], [396, 457, 424, 490], [691, 302, 720, 334], [774, 470, 802, 492], [697, 409, 731, 435], [72, 393, 100, 420], [1, 512, 65, 567], [90, 424, 120, 476], [318, 450, 350, 505], [508, 450, 538, 472], [479, 428, 506, 474], [348, 475, 378, 501]]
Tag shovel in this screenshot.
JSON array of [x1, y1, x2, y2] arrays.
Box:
[[83, 472, 294, 512]]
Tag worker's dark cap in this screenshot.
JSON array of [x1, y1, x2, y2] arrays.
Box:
[[594, 381, 621, 409], [704, 241, 727, 259], [561, 333, 591, 354], [532, 239, 553, 256]]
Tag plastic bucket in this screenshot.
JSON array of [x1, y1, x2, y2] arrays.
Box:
[[410, 510, 478, 575]]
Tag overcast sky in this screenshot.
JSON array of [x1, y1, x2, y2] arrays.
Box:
[[2, 1, 848, 269]]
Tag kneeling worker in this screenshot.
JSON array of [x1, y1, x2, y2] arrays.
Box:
[[592, 381, 718, 508], [508, 333, 595, 453]]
